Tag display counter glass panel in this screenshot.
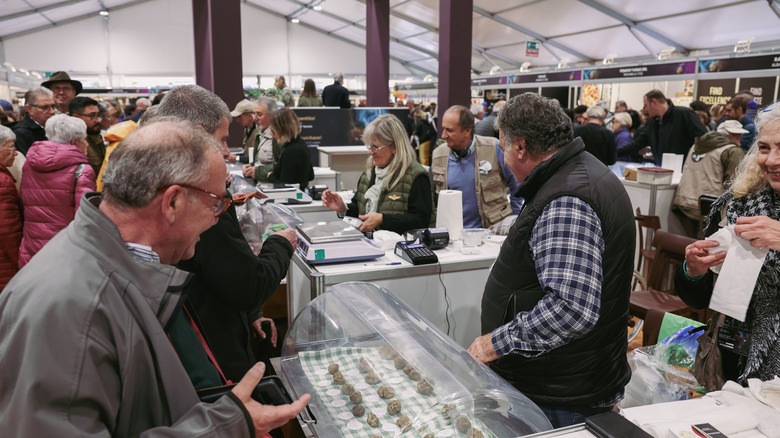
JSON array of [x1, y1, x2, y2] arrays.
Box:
[[280, 282, 553, 437]]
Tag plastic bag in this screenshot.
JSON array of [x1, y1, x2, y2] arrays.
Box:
[[619, 344, 699, 409], [238, 201, 303, 254]]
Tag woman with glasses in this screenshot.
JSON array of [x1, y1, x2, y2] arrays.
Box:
[[321, 113, 433, 234], [18, 114, 96, 267], [0, 125, 22, 290], [677, 101, 780, 389], [267, 107, 314, 189]]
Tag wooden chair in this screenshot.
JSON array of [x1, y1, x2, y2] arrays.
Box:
[[629, 230, 705, 345], [634, 208, 661, 287]]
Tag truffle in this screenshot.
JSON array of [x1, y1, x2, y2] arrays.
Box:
[[366, 412, 380, 427], [466, 428, 484, 438], [423, 434, 434, 438], [403, 365, 421, 381], [387, 399, 402, 416], [393, 356, 407, 370], [416, 379, 434, 395], [377, 386, 395, 399], [351, 404, 365, 417], [441, 402, 456, 418], [341, 383, 355, 395], [365, 372, 381, 385], [349, 391, 363, 404], [455, 415, 472, 433], [327, 363, 339, 374], [332, 371, 345, 385], [396, 415, 411, 432], [358, 357, 372, 373], [379, 345, 396, 360]]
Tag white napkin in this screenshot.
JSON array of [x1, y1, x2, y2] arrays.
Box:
[[708, 226, 769, 322]]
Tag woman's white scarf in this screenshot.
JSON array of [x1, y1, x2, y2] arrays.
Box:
[[364, 165, 390, 214]]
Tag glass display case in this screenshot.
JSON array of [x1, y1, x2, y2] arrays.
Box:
[[280, 282, 553, 437]]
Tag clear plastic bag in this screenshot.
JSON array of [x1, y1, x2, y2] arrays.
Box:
[[238, 201, 303, 254], [619, 344, 699, 409]]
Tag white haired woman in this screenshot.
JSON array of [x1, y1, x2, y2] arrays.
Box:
[[19, 114, 95, 267], [321, 114, 432, 234], [677, 101, 780, 387]]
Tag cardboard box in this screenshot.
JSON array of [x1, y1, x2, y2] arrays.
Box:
[[637, 167, 673, 185]]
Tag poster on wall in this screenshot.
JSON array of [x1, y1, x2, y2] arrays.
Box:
[[511, 70, 582, 83], [695, 79, 737, 106], [738, 77, 778, 108], [581, 84, 601, 106]]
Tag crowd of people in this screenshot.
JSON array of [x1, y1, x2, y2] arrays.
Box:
[[0, 68, 779, 434]]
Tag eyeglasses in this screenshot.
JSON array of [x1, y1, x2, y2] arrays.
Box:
[[177, 183, 232, 217], [51, 85, 75, 93], [29, 103, 55, 111], [366, 143, 393, 152], [76, 112, 101, 120]]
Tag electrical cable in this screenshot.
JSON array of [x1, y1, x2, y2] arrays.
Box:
[[437, 260, 452, 336]]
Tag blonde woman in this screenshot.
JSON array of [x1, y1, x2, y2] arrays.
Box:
[[678, 101, 780, 386], [321, 114, 432, 234]]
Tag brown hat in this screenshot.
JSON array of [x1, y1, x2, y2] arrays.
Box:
[[41, 71, 83, 95]]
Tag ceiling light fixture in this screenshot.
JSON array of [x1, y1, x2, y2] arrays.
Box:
[[291, 18, 300, 23], [734, 37, 754, 54], [557, 58, 569, 69], [657, 47, 675, 61], [313, 5, 322, 11], [519, 62, 531, 72], [602, 54, 616, 65], [99, 10, 109, 16]]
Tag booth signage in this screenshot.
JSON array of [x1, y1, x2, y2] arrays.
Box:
[[526, 41, 540, 57], [583, 61, 695, 80], [699, 54, 780, 73], [396, 82, 437, 90], [738, 76, 778, 108], [512, 70, 582, 83], [695, 78, 737, 106], [471, 77, 504, 86]]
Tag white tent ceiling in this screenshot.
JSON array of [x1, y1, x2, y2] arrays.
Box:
[[1, 0, 779, 76]]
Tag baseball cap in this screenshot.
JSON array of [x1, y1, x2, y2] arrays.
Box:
[[0, 99, 12, 112], [717, 120, 749, 135], [230, 99, 254, 117]]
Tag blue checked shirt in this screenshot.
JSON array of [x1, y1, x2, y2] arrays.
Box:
[[491, 196, 622, 407]]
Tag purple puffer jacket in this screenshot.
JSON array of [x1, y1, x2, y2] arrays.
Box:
[[19, 140, 96, 267]]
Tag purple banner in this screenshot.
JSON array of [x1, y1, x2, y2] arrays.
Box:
[[699, 55, 780, 73], [511, 70, 582, 83], [583, 61, 696, 80]]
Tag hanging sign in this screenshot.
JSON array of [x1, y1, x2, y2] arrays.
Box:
[[525, 41, 540, 58]]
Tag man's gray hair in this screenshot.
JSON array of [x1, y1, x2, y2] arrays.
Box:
[[24, 87, 53, 106], [45, 114, 87, 145], [256, 96, 278, 113], [156, 85, 230, 134], [498, 93, 573, 157], [586, 105, 606, 119], [334, 72, 344, 83], [0, 125, 15, 144], [102, 119, 222, 208]]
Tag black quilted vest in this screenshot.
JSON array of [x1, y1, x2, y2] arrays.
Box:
[[481, 138, 635, 407]]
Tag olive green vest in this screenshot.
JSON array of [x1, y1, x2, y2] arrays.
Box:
[[355, 161, 430, 226], [431, 135, 511, 227]]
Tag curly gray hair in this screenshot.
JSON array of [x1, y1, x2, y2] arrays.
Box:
[[497, 93, 573, 157]]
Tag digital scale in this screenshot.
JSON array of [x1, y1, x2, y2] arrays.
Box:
[[295, 221, 384, 265]]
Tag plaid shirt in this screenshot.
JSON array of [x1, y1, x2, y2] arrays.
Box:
[[491, 196, 623, 407]]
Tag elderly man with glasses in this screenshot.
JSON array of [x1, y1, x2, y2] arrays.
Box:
[[12, 87, 55, 155], [69, 96, 105, 175]]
